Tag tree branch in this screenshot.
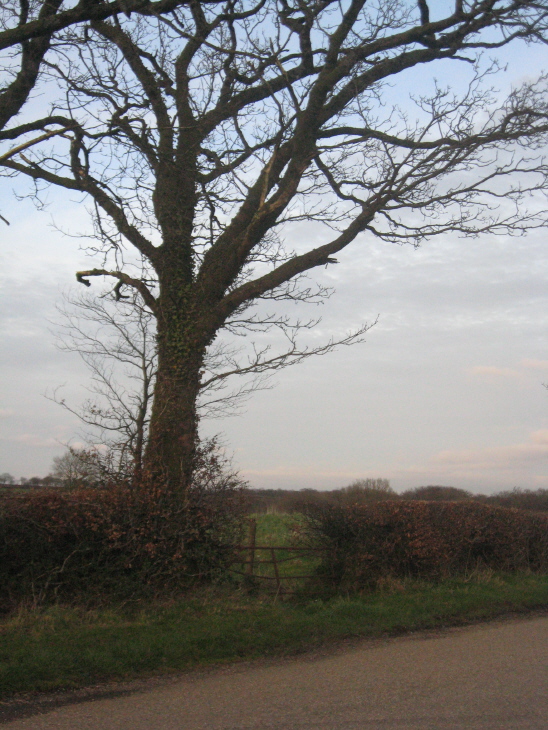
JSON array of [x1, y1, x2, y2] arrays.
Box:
[[76, 268, 158, 312]]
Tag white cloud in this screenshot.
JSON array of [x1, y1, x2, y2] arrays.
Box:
[[530, 430, 548, 445], [466, 359, 548, 383], [520, 359, 548, 370], [431, 430, 548, 471], [0, 409, 15, 418], [3, 434, 59, 448], [467, 366, 519, 379]]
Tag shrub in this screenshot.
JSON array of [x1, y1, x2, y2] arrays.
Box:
[[303, 501, 548, 592], [336, 479, 396, 505], [0, 440, 247, 613], [485, 488, 548, 513], [401, 485, 473, 501]]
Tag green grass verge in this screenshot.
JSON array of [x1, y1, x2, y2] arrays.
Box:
[[2, 572, 548, 699]]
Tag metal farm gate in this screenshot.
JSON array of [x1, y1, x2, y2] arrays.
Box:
[[228, 518, 328, 596]]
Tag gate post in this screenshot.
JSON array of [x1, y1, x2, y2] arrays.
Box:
[[246, 518, 257, 577]]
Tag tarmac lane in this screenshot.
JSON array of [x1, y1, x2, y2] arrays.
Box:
[[2, 614, 548, 729]]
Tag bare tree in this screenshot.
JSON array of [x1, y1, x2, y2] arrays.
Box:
[[53, 280, 367, 479], [337, 478, 395, 504], [2, 1, 548, 496], [53, 289, 157, 481], [50, 447, 103, 487]]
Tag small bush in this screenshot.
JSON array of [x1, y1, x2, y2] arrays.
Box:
[[0, 442, 247, 613], [303, 501, 548, 592]]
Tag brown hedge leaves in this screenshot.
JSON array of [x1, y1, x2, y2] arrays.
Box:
[[305, 501, 548, 591], [0, 478, 246, 612]]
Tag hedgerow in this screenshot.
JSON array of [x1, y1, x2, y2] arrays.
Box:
[[0, 442, 247, 613], [304, 501, 548, 591]]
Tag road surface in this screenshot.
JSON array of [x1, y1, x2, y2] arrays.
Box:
[[2, 614, 548, 729]]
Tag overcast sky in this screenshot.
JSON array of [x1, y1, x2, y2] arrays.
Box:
[[1, 35, 547, 494]]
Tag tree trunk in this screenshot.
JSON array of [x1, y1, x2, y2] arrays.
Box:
[[142, 277, 209, 497]]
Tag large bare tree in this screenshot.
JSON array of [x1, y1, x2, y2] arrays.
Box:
[[2, 0, 548, 495]]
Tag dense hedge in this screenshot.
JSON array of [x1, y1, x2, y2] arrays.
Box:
[[304, 501, 548, 590], [0, 463, 246, 612]]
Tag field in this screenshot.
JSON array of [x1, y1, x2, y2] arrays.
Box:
[[1, 513, 548, 700]]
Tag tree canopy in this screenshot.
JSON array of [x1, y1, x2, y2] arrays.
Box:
[[1, 0, 548, 494]]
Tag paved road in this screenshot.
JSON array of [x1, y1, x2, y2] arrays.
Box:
[[3, 615, 548, 729]]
